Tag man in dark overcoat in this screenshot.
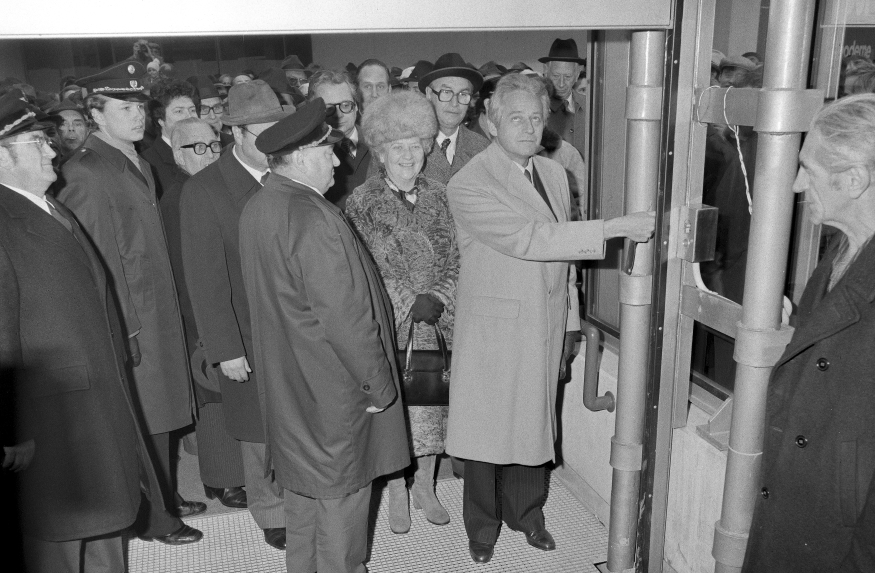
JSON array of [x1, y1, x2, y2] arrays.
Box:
[[56, 61, 202, 544], [0, 92, 174, 572], [742, 94, 875, 573], [181, 81, 293, 550], [240, 98, 409, 573]]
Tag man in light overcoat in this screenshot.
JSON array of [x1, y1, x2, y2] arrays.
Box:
[[445, 73, 654, 564]]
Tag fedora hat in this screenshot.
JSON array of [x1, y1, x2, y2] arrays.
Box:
[[419, 53, 483, 94], [221, 80, 294, 126], [187, 75, 221, 100], [281, 55, 305, 71], [538, 38, 586, 65], [255, 97, 342, 156]]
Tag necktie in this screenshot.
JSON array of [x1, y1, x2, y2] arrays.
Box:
[[340, 138, 356, 158], [440, 138, 451, 161], [524, 166, 555, 218], [47, 201, 74, 234]]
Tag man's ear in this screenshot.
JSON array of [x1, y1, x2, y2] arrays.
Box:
[[90, 108, 106, 130], [172, 148, 185, 170], [231, 125, 244, 147], [844, 164, 871, 200], [0, 145, 13, 169], [484, 100, 498, 138]]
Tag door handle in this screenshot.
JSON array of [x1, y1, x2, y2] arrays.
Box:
[[581, 320, 615, 412]]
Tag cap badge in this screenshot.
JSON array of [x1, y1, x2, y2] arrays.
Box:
[[130, 80, 138, 88], [127, 64, 136, 75]]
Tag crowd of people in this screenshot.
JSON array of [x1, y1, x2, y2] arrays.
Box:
[[0, 37, 654, 573]]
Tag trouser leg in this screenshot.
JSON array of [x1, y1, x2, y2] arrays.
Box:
[[315, 483, 371, 573], [145, 430, 183, 509], [500, 463, 546, 533], [462, 459, 502, 544], [240, 440, 284, 529], [137, 430, 185, 537], [284, 489, 317, 573], [196, 402, 245, 488]]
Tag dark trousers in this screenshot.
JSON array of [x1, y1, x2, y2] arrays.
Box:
[[196, 402, 245, 488], [23, 533, 123, 573], [463, 460, 546, 544], [136, 430, 184, 537]]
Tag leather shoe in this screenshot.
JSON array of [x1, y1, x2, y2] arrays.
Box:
[[525, 528, 556, 551], [264, 527, 286, 550], [204, 485, 248, 508], [468, 540, 495, 563], [140, 524, 203, 545], [177, 500, 208, 517]]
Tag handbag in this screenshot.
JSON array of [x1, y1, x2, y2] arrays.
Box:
[[396, 320, 451, 406]]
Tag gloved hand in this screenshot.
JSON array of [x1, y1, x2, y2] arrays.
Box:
[[410, 293, 444, 325]]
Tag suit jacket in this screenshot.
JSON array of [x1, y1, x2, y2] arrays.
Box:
[[325, 127, 372, 210], [57, 135, 193, 434], [445, 142, 606, 466], [743, 239, 875, 573], [420, 125, 489, 186], [0, 186, 143, 541], [142, 135, 179, 201], [180, 146, 265, 442], [239, 175, 409, 498], [548, 90, 588, 160]]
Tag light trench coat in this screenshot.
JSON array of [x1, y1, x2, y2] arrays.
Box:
[[445, 142, 606, 466]]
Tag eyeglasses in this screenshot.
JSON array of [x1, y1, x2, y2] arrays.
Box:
[[4, 135, 52, 148], [287, 77, 309, 88], [200, 103, 225, 116], [180, 141, 222, 155], [434, 89, 472, 105], [325, 101, 357, 115]]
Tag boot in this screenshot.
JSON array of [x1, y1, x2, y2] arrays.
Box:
[[386, 474, 410, 534], [410, 455, 450, 525]]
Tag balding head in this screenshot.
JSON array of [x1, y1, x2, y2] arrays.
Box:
[[171, 118, 220, 176]]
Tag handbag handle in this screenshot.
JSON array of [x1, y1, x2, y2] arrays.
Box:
[[403, 319, 450, 384]]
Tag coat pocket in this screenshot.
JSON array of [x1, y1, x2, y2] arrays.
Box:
[[839, 439, 875, 526], [470, 296, 520, 319], [21, 364, 91, 399]]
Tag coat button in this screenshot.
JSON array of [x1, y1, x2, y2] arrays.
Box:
[[363, 384, 370, 391], [761, 487, 769, 499], [795, 435, 808, 448], [815, 358, 830, 371]]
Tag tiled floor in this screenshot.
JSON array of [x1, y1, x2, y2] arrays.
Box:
[[129, 474, 607, 572]]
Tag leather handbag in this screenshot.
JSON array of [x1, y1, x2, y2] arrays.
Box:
[[396, 321, 451, 406]]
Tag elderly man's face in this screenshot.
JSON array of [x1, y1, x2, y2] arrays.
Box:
[[0, 130, 57, 193], [299, 144, 340, 193], [547, 61, 581, 100], [198, 96, 224, 132], [57, 110, 88, 152], [160, 96, 197, 138], [233, 121, 274, 172], [427, 76, 473, 135], [358, 65, 389, 110], [93, 98, 146, 143], [233, 75, 252, 86], [313, 82, 358, 138], [718, 66, 746, 88], [489, 90, 544, 166], [793, 130, 846, 227], [173, 123, 220, 176], [285, 70, 309, 89]]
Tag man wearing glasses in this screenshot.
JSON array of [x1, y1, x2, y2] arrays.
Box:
[[186, 75, 231, 146], [419, 52, 489, 185], [179, 80, 293, 551], [307, 69, 373, 210]]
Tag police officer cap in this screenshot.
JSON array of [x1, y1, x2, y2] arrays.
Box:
[[0, 90, 55, 141], [255, 97, 342, 156], [77, 61, 148, 101]]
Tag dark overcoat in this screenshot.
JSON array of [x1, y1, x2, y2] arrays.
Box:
[[239, 175, 409, 499], [141, 135, 178, 201], [0, 186, 142, 541], [57, 135, 193, 435], [325, 126, 373, 210], [420, 125, 489, 186], [180, 147, 264, 442], [743, 239, 875, 573], [547, 90, 587, 160]]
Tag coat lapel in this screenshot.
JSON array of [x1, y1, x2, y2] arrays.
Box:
[[47, 195, 107, 298], [778, 239, 875, 366], [220, 146, 262, 205], [484, 143, 555, 222], [533, 156, 568, 223]]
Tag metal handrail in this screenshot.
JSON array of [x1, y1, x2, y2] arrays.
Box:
[[581, 320, 615, 413]]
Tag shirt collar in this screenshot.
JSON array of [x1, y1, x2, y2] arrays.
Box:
[[348, 127, 359, 146], [232, 144, 269, 183], [436, 127, 459, 146]]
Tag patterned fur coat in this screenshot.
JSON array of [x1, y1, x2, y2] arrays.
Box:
[[347, 173, 460, 456]]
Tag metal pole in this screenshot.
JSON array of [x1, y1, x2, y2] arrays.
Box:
[[607, 29, 664, 573], [712, 2, 816, 572]]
